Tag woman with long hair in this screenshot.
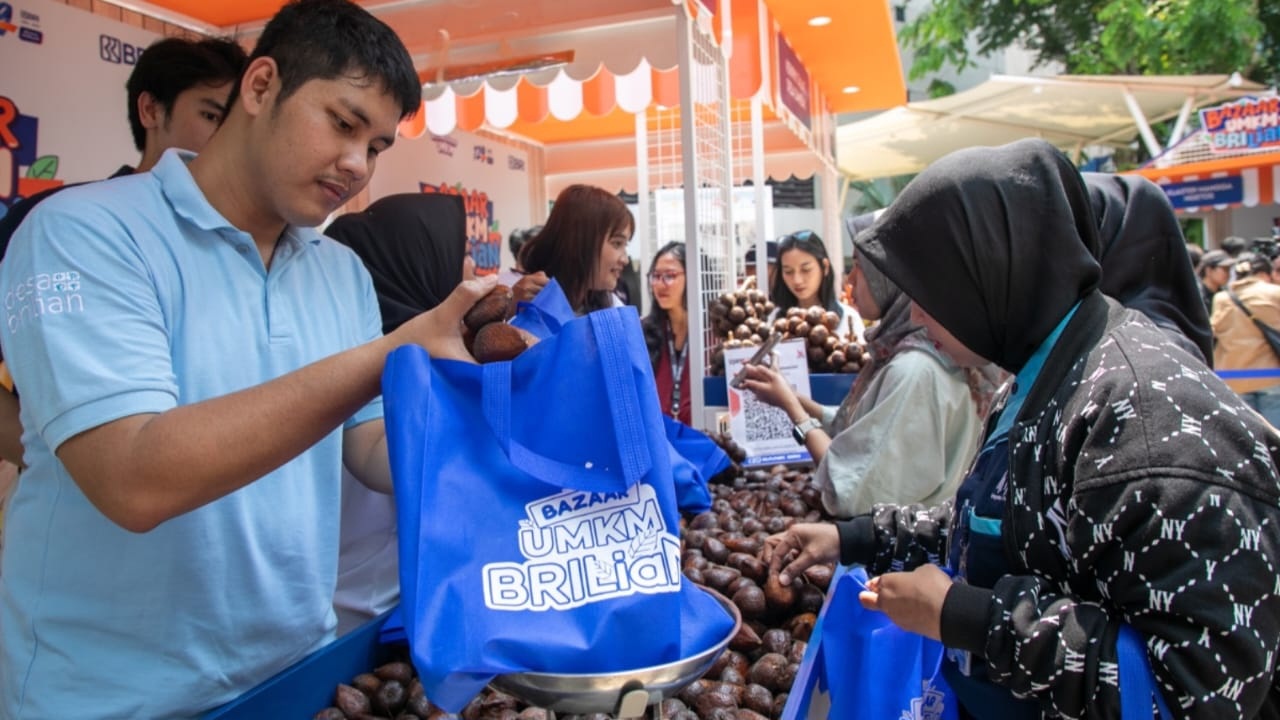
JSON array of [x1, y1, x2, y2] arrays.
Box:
[[770, 230, 865, 342], [518, 184, 634, 315], [642, 242, 691, 424]]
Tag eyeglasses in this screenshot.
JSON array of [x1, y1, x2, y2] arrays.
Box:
[[648, 271, 685, 286], [777, 229, 820, 249]]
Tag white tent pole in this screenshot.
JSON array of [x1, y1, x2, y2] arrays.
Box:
[[1122, 89, 1163, 158], [1168, 96, 1194, 148], [837, 174, 850, 225], [635, 110, 652, 318], [676, 10, 708, 430], [752, 95, 769, 296], [752, 0, 771, 297]]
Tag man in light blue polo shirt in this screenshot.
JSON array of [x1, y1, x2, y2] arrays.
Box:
[[0, 1, 496, 717]]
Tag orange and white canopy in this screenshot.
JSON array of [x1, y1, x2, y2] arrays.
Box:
[[127, 0, 906, 146]]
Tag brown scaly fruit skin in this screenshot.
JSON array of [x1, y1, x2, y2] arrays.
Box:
[[463, 284, 515, 332], [473, 323, 537, 363]]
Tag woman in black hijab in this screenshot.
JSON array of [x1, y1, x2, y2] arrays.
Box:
[[325, 193, 468, 334], [1084, 172, 1213, 365], [324, 192, 468, 633], [765, 139, 1280, 718]]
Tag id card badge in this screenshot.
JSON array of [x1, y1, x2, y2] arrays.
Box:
[[947, 646, 973, 676]]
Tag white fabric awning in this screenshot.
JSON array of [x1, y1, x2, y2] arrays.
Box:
[[836, 74, 1272, 181]]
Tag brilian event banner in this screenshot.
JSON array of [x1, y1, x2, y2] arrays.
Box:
[[0, 0, 156, 219]]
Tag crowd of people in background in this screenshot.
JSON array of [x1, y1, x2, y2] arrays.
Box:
[[1197, 233, 1280, 426]]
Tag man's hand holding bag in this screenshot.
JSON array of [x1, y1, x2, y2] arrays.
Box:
[[382, 285, 734, 712]]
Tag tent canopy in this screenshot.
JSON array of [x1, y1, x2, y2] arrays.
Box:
[[836, 74, 1271, 181], [130, 0, 905, 143]]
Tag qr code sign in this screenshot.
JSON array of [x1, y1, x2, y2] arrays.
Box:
[[742, 391, 794, 442]]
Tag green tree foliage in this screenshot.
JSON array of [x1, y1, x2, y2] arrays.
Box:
[[1262, 0, 1280, 86], [900, 0, 1276, 87]]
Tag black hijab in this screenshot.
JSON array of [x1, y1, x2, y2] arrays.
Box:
[[325, 193, 468, 334], [1083, 173, 1213, 366], [856, 139, 1101, 373]]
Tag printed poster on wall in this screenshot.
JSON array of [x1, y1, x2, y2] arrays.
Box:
[[366, 129, 533, 277], [724, 338, 813, 467], [0, 0, 157, 220]]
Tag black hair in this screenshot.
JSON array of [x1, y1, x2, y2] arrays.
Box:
[[1235, 252, 1273, 278], [126, 37, 248, 152], [770, 230, 840, 314], [508, 225, 542, 257], [520, 185, 634, 313], [232, 0, 421, 119], [1221, 235, 1249, 257], [1249, 236, 1280, 260], [642, 242, 687, 369]]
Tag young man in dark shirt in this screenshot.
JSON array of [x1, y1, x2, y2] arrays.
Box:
[[0, 36, 247, 259], [0, 36, 245, 469]]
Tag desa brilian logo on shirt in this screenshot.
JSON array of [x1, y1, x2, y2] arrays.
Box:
[[5, 270, 84, 333], [482, 483, 682, 611]]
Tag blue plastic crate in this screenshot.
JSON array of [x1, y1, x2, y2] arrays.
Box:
[[203, 609, 401, 719]]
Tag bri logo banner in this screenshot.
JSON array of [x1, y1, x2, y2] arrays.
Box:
[[1199, 97, 1280, 153]]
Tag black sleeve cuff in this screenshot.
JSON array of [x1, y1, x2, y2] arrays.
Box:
[[940, 582, 995, 655], [836, 515, 875, 566]]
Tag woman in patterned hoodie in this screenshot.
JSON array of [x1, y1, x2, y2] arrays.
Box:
[[764, 139, 1280, 718]]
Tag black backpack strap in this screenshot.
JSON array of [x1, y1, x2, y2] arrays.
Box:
[[1228, 289, 1280, 361], [1227, 289, 1257, 319]]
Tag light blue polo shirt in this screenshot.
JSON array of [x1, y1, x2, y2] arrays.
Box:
[[0, 149, 384, 718]]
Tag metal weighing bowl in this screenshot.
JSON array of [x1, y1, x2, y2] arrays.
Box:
[[489, 589, 741, 716]]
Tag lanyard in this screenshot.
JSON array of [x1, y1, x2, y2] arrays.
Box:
[[667, 320, 688, 416], [985, 301, 1081, 449]]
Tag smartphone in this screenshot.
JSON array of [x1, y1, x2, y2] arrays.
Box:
[[728, 331, 783, 390]]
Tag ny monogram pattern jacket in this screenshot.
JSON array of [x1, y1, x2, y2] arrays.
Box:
[[841, 295, 1280, 718]]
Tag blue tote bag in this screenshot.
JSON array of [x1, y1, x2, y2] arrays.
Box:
[[663, 416, 726, 512], [383, 305, 734, 712], [784, 565, 957, 720], [1118, 625, 1173, 719], [511, 280, 718, 515]]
